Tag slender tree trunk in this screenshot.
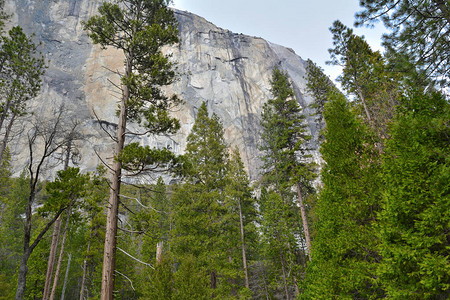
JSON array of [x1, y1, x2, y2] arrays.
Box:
[[49, 208, 71, 300], [0, 114, 16, 163], [15, 248, 31, 300], [15, 189, 34, 300], [156, 242, 163, 264], [60, 253, 71, 300], [100, 52, 132, 300], [238, 199, 249, 289], [42, 217, 62, 300], [279, 248, 290, 300], [296, 183, 312, 261], [353, 77, 372, 123], [79, 239, 91, 300]]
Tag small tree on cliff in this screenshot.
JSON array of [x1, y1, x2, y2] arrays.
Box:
[[83, 0, 180, 298]]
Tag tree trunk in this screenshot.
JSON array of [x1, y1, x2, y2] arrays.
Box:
[[60, 253, 71, 300], [156, 242, 163, 265], [0, 114, 16, 163], [49, 208, 71, 300], [296, 183, 312, 261], [79, 239, 91, 300], [42, 216, 62, 300], [100, 52, 132, 300], [15, 248, 31, 300], [15, 188, 34, 300], [238, 199, 249, 289], [279, 248, 290, 300]]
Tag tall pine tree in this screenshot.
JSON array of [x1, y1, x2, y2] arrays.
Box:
[[377, 90, 449, 298], [304, 91, 383, 298]]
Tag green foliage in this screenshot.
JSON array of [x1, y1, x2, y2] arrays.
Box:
[[173, 255, 210, 299], [141, 256, 175, 300], [119, 142, 185, 176], [39, 167, 90, 216], [377, 90, 450, 298], [328, 20, 400, 139], [305, 59, 337, 127], [355, 0, 450, 86], [83, 0, 181, 134], [305, 91, 383, 299], [259, 67, 316, 196]]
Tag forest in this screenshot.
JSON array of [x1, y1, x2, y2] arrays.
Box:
[[0, 0, 448, 299]]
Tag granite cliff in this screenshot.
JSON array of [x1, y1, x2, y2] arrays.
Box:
[[5, 0, 320, 181]]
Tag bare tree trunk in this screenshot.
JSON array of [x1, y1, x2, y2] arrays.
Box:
[[49, 208, 71, 300], [156, 242, 163, 265], [279, 249, 290, 300], [238, 199, 249, 289], [100, 52, 132, 300], [60, 253, 71, 300], [42, 217, 61, 300], [296, 183, 312, 261], [79, 239, 91, 300]]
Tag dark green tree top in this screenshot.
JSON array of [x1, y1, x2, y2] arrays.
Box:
[[185, 102, 228, 188], [355, 0, 450, 86], [83, 0, 181, 134], [260, 67, 316, 196]]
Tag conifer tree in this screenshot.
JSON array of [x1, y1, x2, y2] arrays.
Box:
[[327, 21, 401, 141], [355, 0, 450, 86], [83, 1, 180, 297], [304, 91, 383, 298], [224, 147, 259, 297], [377, 90, 449, 298], [259, 67, 316, 260], [172, 102, 235, 297]]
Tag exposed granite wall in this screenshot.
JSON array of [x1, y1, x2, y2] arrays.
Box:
[[5, 0, 319, 181]]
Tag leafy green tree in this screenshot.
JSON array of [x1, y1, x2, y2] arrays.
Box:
[[259, 189, 302, 299], [83, 1, 180, 297], [0, 171, 29, 300], [0, 26, 46, 163], [304, 91, 383, 299], [259, 67, 316, 260], [172, 102, 236, 296], [355, 0, 450, 86], [377, 90, 449, 298], [225, 147, 258, 296], [328, 20, 401, 140], [305, 59, 337, 140]]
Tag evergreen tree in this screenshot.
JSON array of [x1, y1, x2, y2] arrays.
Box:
[[83, 1, 180, 297], [355, 0, 450, 86], [224, 147, 259, 297], [259, 67, 316, 259], [328, 20, 401, 140], [377, 90, 449, 298], [304, 91, 383, 299], [0, 26, 46, 163], [171, 102, 235, 297], [305, 59, 337, 140]]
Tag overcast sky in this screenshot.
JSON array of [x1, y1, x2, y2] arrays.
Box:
[[170, 0, 388, 82]]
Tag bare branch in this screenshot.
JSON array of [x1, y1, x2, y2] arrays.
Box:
[[116, 247, 154, 269]]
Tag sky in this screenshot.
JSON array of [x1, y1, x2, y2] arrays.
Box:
[[170, 0, 388, 83]]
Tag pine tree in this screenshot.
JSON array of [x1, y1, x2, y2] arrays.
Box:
[[172, 102, 235, 297], [355, 0, 450, 86], [83, 1, 180, 297], [0, 26, 46, 163], [224, 147, 259, 297], [377, 90, 449, 298], [328, 20, 401, 140], [259, 67, 316, 260], [304, 91, 383, 298]]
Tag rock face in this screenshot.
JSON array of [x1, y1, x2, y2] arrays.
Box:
[[5, 0, 319, 181]]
